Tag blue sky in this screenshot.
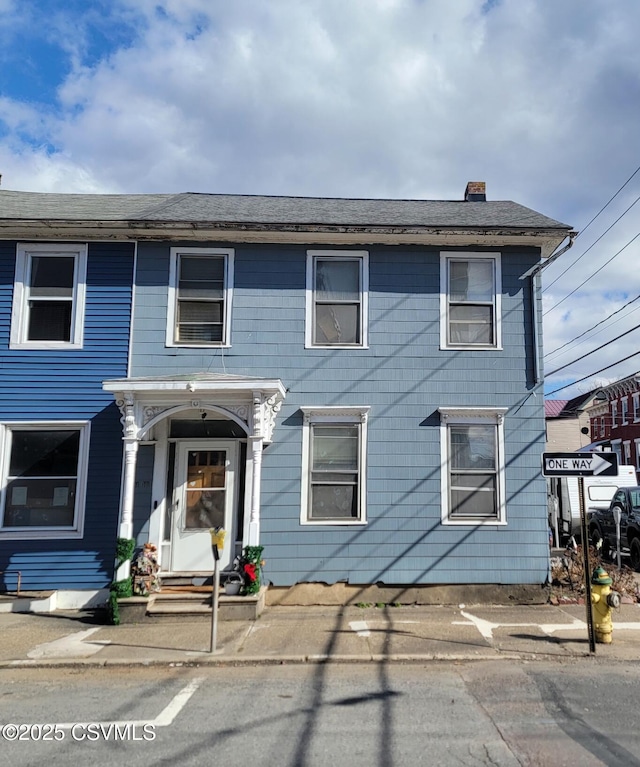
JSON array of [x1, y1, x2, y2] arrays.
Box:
[[1, 0, 640, 398]]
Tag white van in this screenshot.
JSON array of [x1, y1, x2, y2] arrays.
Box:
[[549, 464, 638, 543]]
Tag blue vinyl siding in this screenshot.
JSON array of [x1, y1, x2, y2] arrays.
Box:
[[131, 242, 548, 587], [0, 241, 134, 591]]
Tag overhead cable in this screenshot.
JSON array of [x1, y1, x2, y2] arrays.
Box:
[[544, 322, 640, 377], [544, 294, 640, 359], [546, 350, 640, 397], [543, 232, 640, 315]]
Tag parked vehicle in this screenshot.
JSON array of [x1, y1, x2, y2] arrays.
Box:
[[589, 486, 640, 570], [548, 464, 638, 544]]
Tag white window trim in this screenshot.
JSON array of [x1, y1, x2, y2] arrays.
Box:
[[439, 251, 502, 350], [10, 243, 87, 350], [622, 397, 629, 425], [634, 393, 640, 422], [300, 405, 370, 526], [0, 421, 90, 540], [611, 401, 618, 429], [438, 406, 508, 526], [611, 438, 622, 462], [634, 439, 640, 471], [624, 440, 632, 465], [305, 250, 369, 349], [166, 247, 234, 348]]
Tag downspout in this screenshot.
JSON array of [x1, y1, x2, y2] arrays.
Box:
[[521, 231, 578, 385]]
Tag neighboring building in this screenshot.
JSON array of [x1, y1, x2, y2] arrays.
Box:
[[586, 373, 640, 480], [544, 392, 600, 453], [0, 183, 572, 605]]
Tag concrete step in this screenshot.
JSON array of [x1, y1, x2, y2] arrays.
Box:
[[117, 587, 266, 623]]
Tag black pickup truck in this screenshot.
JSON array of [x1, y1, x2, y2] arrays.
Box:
[[589, 486, 640, 570]]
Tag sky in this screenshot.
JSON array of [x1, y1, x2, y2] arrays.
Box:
[[1, 0, 639, 400]]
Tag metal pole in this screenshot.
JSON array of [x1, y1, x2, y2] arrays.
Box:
[[210, 553, 220, 653], [578, 477, 596, 654]]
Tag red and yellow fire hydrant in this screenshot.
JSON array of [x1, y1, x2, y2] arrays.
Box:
[[590, 566, 621, 644]]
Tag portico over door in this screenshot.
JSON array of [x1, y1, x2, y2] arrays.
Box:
[[171, 441, 237, 572]]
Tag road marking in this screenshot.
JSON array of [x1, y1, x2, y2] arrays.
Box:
[[456, 611, 591, 640], [52, 677, 204, 729], [27, 627, 109, 659], [349, 620, 370, 637]]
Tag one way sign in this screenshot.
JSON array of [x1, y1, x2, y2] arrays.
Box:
[[542, 452, 619, 477]]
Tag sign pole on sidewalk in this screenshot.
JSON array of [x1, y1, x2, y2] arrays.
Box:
[[578, 476, 596, 654]]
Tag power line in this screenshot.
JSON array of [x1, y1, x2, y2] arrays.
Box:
[[545, 322, 640, 377], [544, 193, 640, 293], [543, 232, 640, 316], [546, 350, 640, 397], [544, 294, 640, 359], [543, 163, 640, 291]]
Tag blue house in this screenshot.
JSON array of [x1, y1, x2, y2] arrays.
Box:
[[0, 183, 572, 607]]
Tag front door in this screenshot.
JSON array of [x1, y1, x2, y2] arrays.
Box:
[[171, 441, 237, 572]]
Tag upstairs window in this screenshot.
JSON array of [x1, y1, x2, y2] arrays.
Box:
[[622, 397, 629, 425], [611, 401, 619, 429], [306, 251, 368, 348], [633, 393, 640, 422], [167, 248, 234, 347], [0, 423, 89, 539], [440, 252, 501, 349], [10, 244, 87, 349]]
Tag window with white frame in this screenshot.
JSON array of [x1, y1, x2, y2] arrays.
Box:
[[300, 406, 369, 524], [600, 416, 606, 437], [10, 243, 87, 349], [624, 440, 632, 465], [611, 401, 619, 428], [622, 397, 629, 425], [635, 439, 640, 473], [167, 248, 234, 346], [0, 423, 89, 538], [440, 252, 501, 349], [439, 407, 507, 525], [634, 393, 640, 422], [305, 251, 368, 348]]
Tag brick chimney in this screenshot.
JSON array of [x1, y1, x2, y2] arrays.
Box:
[[464, 181, 486, 201]]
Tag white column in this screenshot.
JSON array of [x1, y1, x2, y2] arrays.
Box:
[[248, 435, 263, 545], [116, 439, 139, 581]]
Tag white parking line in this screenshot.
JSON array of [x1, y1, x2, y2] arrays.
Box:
[[27, 627, 109, 659], [349, 620, 370, 637], [53, 677, 204, 730]]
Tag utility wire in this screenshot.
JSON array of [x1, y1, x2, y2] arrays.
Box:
[[543, 232, 640, 315], [574, 163, 640, 241], [543, 193, 640, 292], [545, 322, 640, 377], [546, 350, 640, 397], [544, 294, 640, 359]]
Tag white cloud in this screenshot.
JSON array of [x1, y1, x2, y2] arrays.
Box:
[[2, 0, 640, 394]]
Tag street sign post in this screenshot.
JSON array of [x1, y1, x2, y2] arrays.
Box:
[[542, 451, 618, 477]]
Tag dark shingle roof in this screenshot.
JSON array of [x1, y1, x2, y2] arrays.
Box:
[[0, 190, 571, 230]]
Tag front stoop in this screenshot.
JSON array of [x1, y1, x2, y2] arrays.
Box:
[[117, 587, 266, 623]]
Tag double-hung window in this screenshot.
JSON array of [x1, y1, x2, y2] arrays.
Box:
[[0, 422, 89, 539], [306, 251, 368, 348], [440, 252, 501, 349], [300, 406, 369, 524], [10, 243, 87, 349], [634, 393, 640, 422], [611, 402, 619, 429], [167, 248, 234, 346], [439, 407, 507, 525], [622, 397, 629, 425]]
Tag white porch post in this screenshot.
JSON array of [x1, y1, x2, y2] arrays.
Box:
[[248, 394, 264, 546], [115, 394, 140, 581], [248, 435, 263, 546]]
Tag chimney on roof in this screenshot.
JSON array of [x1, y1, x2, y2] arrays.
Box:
[[464, 181, 486, 201]]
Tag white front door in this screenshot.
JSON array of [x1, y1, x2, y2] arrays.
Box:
[[171, 441, 237, 572]]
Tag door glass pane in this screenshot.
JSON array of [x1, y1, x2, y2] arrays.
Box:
[[184, 450, 226, 529]]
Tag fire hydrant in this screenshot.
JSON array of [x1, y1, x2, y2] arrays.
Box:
[[590, 566, 621, 644]]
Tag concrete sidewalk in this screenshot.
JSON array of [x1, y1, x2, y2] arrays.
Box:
[[2, 602, 640, 667]]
